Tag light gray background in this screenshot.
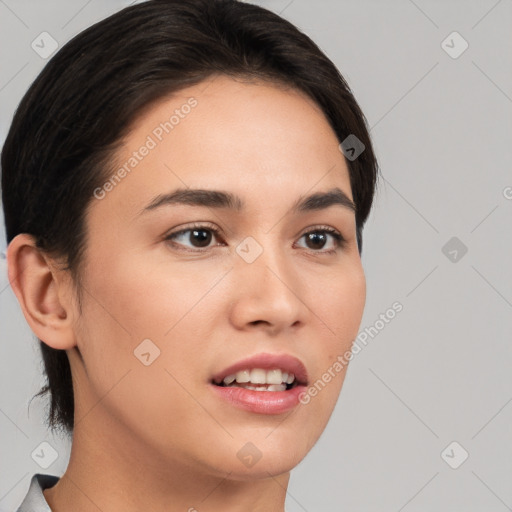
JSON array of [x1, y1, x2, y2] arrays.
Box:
[[1, 0, 511, 510]]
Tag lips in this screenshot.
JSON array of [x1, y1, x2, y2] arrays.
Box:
[[210, 352, 309, 415]]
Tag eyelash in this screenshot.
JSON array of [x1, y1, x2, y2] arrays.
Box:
[[164, 222, 346, 255]]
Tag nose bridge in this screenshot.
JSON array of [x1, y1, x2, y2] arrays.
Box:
[[237, 234, 292, 291]]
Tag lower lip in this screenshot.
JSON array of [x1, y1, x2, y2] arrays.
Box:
[[210, 383, 307, 414]]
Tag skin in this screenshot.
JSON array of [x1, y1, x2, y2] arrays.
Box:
[[8, 75, 366, 512]]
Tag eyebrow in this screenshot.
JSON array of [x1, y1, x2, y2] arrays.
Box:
[[141, 186, 356, 215]]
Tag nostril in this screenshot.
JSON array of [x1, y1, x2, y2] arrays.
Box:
[[250, 320, 269, 327]]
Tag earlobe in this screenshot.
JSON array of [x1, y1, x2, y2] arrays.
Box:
[[7, 233, 77, 350]]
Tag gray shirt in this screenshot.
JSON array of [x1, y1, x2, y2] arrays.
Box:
[[15, 474, 59, 512]]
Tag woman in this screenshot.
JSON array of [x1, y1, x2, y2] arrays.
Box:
[[2, 0, 379, 510]]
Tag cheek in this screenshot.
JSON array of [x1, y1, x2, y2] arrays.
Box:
[[319, 263, 366, 350], [73, 249, 217, 399], [81, 248, 210, 340], [303, 264, 366, 415]]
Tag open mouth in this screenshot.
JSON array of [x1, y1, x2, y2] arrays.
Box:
[[212, 368, 303, 392], [210, 354, 309, 414]]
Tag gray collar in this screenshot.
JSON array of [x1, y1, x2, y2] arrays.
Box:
[[16, 474, 59, 512]]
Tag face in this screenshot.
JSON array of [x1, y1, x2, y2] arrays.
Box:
[[70, 75, 366, 479]]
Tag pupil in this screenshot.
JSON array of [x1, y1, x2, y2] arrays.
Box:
[[306, 232, 326, 249], [191, 229, 211, 247]]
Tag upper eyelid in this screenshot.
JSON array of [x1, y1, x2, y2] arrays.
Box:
[[165, 222, 220, 237]]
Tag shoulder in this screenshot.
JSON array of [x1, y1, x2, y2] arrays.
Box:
[[14, 474, 60, 512]]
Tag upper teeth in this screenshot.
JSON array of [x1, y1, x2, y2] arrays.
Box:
[[222, 368, 295, 386]]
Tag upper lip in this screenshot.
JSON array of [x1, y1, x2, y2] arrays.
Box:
[[211, 352, 309, 385]]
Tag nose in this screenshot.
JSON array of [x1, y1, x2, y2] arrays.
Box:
[[228, 241, 307, 335]]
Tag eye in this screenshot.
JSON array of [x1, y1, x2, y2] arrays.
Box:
[[295, 226, 346, 253], [164, 223, 346, 254], [164, 223, 224, 251]]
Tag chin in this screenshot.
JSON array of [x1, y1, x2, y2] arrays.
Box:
[[200, 428, 317, 481]]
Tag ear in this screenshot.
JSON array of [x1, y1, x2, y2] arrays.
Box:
[[7, 234, 77, 350]]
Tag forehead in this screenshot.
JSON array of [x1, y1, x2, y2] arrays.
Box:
[[94, 75, 352, 218]]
